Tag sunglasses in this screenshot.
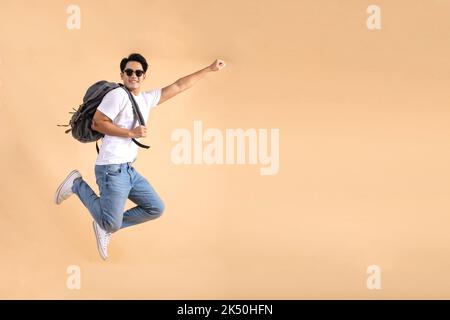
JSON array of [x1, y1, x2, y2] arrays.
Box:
[[123, 69, 145, 77]]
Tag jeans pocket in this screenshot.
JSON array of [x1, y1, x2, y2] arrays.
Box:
[[105, 164, 122, 176]]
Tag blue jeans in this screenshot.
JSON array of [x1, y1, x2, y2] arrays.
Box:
[[72, 163, 165, 233]]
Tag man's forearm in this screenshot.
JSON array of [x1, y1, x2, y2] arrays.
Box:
[[175, 66, 212, 91], [92, 121, 132, 138]]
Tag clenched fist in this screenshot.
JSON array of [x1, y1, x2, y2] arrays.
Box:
[[130, 125, 147, 138], [209, 59, 226, 72]]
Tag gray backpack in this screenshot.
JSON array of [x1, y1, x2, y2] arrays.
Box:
[[58, 80, 149, 152]]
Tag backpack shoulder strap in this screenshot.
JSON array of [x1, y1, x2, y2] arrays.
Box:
[[119, 84, 150, 149], [119, 84, 145, 125]]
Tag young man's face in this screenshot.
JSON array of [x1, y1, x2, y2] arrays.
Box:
[[121, 61, 146, 91]]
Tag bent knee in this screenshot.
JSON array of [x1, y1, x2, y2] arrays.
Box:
[[143, 200, 165, 218], [102, 219, 122, 233], [154, 200, 165, 217]]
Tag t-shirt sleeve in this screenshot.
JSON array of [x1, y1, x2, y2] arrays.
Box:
[[97, 89, 125, 121], [143, 88, 162, 109]]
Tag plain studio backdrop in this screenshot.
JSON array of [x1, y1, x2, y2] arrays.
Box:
[[1, 0, 450, 299]]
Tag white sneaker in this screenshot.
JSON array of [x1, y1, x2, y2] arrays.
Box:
[[54, 170, 82, 205], [93, 221, 111, 260]]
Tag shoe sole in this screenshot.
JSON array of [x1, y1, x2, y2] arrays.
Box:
[[54, 170, 79, 205], [93, 221, 108, 260]]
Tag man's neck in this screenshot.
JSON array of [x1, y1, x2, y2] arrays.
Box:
[[129, 88, 140, 96]]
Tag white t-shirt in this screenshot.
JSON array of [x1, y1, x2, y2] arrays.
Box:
[[95, 87, 161, 165]]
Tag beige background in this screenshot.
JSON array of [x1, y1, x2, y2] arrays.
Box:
[[1, 0, 450, 299]]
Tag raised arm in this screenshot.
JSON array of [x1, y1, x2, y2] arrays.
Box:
[[157, 58, 226, 105]]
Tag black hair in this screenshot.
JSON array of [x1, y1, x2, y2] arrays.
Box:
[[120, 53, 148, 73]]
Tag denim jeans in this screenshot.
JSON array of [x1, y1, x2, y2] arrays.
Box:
[[72, 163, 165, 233]]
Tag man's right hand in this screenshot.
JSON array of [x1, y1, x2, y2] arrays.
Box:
[[130, 125, 147, 138]]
